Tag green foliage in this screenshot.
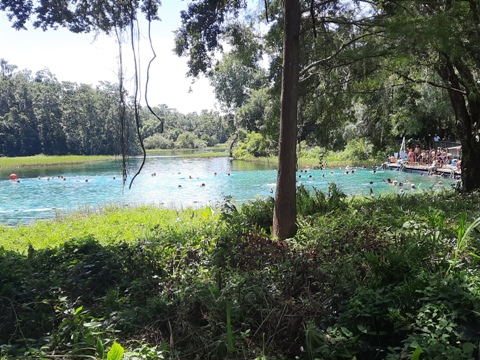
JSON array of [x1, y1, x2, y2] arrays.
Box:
[[175, 131, 206, 149], [296, 183, 348, 216], [143, 133, 174, 149], [0, 67, 131, 156], [0, 205, 213, 252], [0, 60, 232, 157], [340, 138, 374, 162], [233, 131, 273, 158], [1, 191, 480, 358], [107, 342, 124, 360]]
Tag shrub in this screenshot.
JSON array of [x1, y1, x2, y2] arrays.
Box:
[[233, 132, 272, 158]]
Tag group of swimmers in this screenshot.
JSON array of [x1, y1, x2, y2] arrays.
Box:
[[384, 178, 417, 189]]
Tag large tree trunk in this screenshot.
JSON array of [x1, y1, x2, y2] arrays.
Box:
[[273, 0, 301, 240], [437, 60, 480, 191]]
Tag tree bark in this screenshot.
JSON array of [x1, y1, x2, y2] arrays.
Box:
[[436, 60, 480, 191], [273, 0, 301, 240]]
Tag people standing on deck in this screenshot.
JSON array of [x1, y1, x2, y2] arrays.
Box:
[[430, 149, 436, 165], [421, 151, 427, 164], [414, 145, 421, 163], [408, 148, 415, 165]]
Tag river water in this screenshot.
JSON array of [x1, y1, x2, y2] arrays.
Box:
[[0, 156, 456, 226]]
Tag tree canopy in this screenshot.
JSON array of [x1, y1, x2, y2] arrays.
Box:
[[1, 0, 161, 32]]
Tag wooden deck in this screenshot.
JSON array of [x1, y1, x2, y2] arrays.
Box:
[[382, 162, 461, 178]]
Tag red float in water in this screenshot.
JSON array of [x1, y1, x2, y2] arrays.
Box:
[[9, 174, 17, 180]]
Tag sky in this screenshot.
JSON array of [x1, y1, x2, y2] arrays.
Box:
[[0, 2, 218, 114]]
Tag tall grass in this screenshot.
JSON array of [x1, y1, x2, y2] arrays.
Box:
[[0, 205, 215, 252], [0, 154, 115, 168]]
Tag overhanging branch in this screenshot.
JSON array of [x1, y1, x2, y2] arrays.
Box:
[[394, 71, 467, 95], [300, 30, 384, 78]]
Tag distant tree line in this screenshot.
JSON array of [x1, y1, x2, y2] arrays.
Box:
[[0, 59, 232, 157]]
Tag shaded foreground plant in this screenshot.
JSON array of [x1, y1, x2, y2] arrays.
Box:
[[0, 189, 480, 359]]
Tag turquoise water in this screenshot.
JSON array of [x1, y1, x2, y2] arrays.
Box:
[[0, 157, 456, 226]]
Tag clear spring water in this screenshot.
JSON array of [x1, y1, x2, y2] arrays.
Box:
[[0, 156, 456, 226]]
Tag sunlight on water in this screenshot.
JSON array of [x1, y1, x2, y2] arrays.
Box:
[[0, 157, 457, 226]]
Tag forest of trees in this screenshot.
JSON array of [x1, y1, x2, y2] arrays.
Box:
[[0, 59, 231, 157]]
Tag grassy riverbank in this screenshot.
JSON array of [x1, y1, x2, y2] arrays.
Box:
[[232, 155, 380, 169], [1, 188, 480, 359], [146, 148, 230, 158], [0, 154, 116, 168], [0, 148, 230, 169]]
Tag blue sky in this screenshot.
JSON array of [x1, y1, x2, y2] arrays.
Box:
[[0, 2, 218, 114]]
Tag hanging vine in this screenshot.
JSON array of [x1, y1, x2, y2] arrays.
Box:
[[112, 0, 164, 188]]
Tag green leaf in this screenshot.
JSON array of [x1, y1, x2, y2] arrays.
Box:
[[201, 206, 213, 220], [96, 338, 105, 359], [410, 346, 422, 360], [73, 306, 83, 315], [462, 342, 475, 354], [107, 342, 124, 360]]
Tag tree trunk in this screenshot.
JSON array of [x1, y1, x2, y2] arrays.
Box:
[[273, 0, 301, 240], [436, 60, 480, 191]]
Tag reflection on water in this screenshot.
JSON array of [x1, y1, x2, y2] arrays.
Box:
[[0, 157, 456, 226]]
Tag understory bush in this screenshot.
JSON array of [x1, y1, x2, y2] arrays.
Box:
[[1, 189, 480, 359]]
